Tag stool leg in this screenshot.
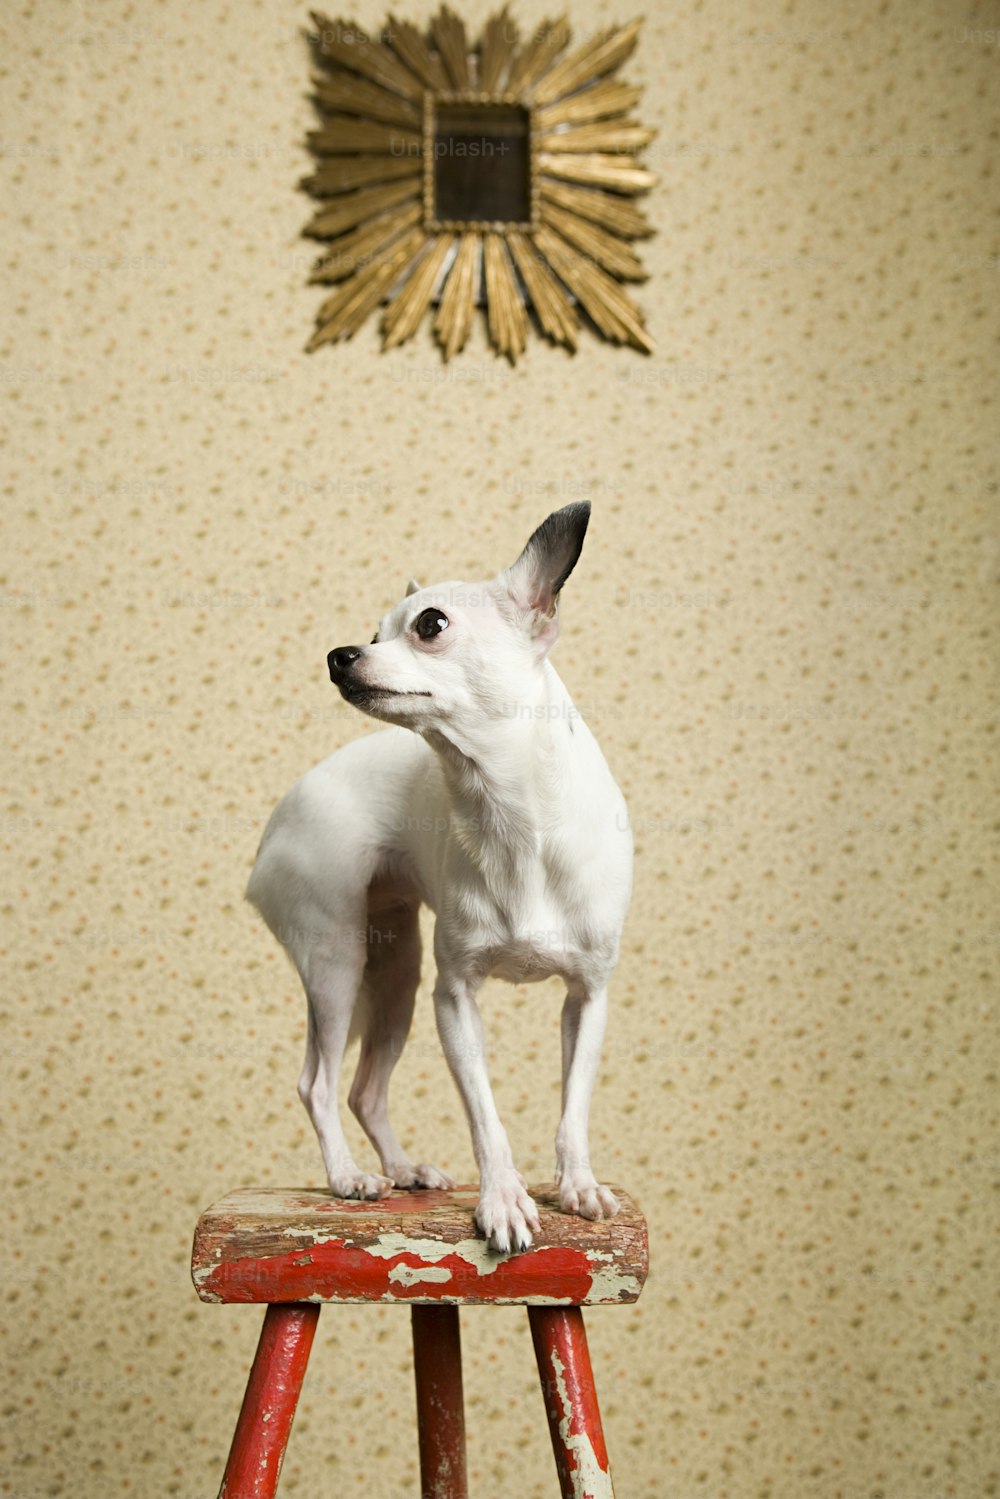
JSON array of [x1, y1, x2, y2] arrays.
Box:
[[218, 1302, 320, 1499], [528, 1305, 615, 1499], [411, 1304, 468, 1499]]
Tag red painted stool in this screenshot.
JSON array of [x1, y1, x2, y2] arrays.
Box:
[[191, 1183, 648, 1498]]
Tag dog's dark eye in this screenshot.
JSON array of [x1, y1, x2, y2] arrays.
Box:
[[414, 608, 449, 641]]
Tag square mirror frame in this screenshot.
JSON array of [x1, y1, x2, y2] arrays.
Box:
[[302, 8, 657, 361]]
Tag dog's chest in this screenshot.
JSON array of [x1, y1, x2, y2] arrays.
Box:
[[424, 765, 631, 987], [462, 881, 617, 986]]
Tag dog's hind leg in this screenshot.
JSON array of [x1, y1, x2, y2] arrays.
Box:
[[348, 904, 455, 1191], [296, 913, 395, 1201]]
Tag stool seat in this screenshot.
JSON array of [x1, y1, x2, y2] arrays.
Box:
[[192, 1182, 648, 1307], [192, 1183, 648, 1498]]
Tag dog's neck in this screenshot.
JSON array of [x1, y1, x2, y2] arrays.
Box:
[[422, 661, 575, 887]]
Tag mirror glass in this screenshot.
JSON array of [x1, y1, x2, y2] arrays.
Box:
[[431, 101, 531, 225]]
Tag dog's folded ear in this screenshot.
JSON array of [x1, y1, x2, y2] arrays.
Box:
[[493, 501, 591, 651]]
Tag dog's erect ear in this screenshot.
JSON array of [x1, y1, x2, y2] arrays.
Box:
[[494, 501, 591, 651], [405, 577, 422, 597]]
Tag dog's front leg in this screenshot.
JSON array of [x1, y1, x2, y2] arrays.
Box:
[[433, 975, 541, 1253], [555, 985, 620, 1220]]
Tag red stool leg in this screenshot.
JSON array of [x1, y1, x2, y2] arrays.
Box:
[[528, 1305, 615, 1499], [411, 1304, 468, 1499], [218, 1302, 320, 1499]]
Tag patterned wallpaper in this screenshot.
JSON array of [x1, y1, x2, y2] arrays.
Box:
[[1, 0, 998, 1495]]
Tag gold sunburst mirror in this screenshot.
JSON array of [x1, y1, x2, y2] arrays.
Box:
[[301, 7, 657, 360]]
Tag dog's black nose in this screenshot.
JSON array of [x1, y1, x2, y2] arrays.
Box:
[[328, 645, 363, 683]]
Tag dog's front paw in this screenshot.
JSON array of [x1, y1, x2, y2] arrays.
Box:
[[388, 1160, 456, 1191], [328, 1170, 394, 1201], [557, 1168, 619, 1221], [475, 1173, 541, 1254]]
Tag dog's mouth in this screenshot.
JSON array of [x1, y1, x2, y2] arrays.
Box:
[[338, 682, 432, 704]]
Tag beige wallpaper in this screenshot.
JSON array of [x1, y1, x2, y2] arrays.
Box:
[[2, 0, 998, 1495]]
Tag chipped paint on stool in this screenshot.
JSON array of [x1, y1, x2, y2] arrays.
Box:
[[191, 1183, 648, 1306], [529, 1305, 615, 1499]]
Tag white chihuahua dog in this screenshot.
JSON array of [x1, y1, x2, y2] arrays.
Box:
[[246, 502, 632, 1253]]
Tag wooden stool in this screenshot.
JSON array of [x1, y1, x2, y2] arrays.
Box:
[[191, 1183, 648, 1499]]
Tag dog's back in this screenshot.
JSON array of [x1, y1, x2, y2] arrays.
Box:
[[246, 727, 437, 971]]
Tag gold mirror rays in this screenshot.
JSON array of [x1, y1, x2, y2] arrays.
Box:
[[302, 8, 657, 359]]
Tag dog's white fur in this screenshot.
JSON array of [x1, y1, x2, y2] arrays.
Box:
[[246, 503, 632, 1253]]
